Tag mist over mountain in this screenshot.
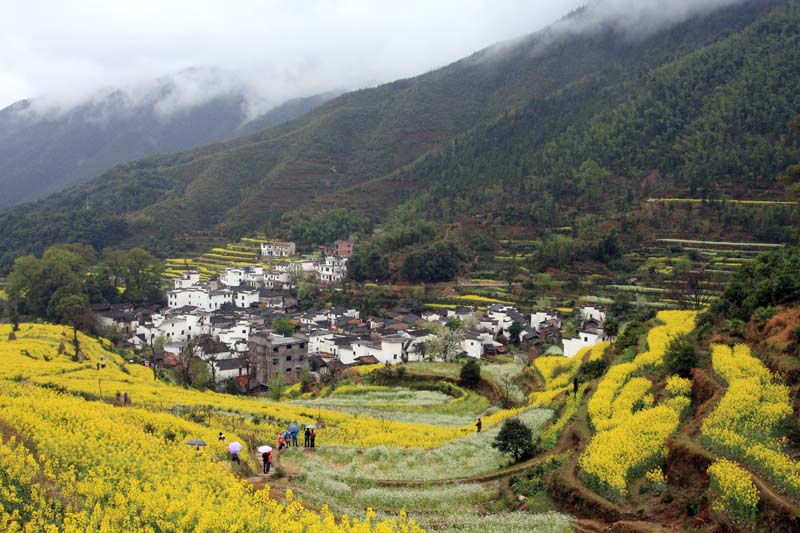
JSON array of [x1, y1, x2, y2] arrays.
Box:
[[0, 68, 335, 207], [0, 0, 796, 270]]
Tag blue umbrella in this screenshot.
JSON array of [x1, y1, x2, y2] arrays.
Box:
[[288, 423, 300, 433]]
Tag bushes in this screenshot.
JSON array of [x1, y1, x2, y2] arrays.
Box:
[[664, 333, 698, 378], [459, 360, 481, 389], [492, 417, 535, 463]]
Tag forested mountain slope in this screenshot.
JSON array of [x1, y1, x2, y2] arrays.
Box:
[[0, 0, 792, 269], [0, 82, 333, 208]]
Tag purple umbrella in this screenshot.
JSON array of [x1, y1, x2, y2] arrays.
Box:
[[228, 441, 243, 454]]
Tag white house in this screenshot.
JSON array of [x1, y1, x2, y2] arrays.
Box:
[[233, 288, 260, 308], [220, 267, 245, 288], [261, 241, 296, 258], [264, 270, 295, 290], [167, 286, 233, 312], [563, 331, 604, 358], [580, 305, 606, 323], [316, 256, 348, 284], [174, 271, 201, 289], [531, 309, 560, 331], [307, 330, 335, 354], [378, 336, 406, 364], [462, 334, 483, 359], [138, 313, 208, 346], [211, 319, 252, 346], [210, 357, 246, 384]]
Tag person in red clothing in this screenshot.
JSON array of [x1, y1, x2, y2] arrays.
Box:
[[310, 429, 316, 448], [277, 432, 285, 451]]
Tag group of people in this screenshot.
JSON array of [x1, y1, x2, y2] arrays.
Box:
[[114, 391, 131, 406], [277, 425, 316, 450]]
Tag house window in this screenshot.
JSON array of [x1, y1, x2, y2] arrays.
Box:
[[584, 337, 588, 342], [273, 347, 279, 352], [286, 355, 292, 362], [286, 344, 292, 349], [285, 368, 291, 373], [272, 358, 278, 365], [299, 343, 305, 349]]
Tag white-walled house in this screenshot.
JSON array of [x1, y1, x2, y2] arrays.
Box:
[[462, 334, 483, 359], [378, 336, 405, 364], [563, 330, 605, 358], [211, 319, 252, 346], [261, 241, 296, 258], [174, 271, 201, 289], [316, 256, 348, 284], [531, 309, 561, 331], [210, 357, 246, 384], [220, 267, 245, 288], [233, 288, 260, 308], [167, 286, 233, 312], [462, 332, 500, 359], [308, 330, 335, 354], [580, 305, 606, 323], [264, 270, 295, 290], [137, 313, 208, 346]]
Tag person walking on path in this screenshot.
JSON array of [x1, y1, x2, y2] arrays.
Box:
[[310, 429, 316, 448], [277, 432, 285, 451], [231, 452, 240, 465], [290, 426, 299, 447], [283, 429, 291, 448], [262, 451, 271, 474], [475, 417, 482, 433], [304, 428, 311, 447]]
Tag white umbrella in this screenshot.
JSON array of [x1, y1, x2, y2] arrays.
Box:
[[257, 445, 273, 453], [227, 441, 243, 454]]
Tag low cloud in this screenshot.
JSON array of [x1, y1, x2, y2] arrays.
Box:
[[0, 1, 583, 118]]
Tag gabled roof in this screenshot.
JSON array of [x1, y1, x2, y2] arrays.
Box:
[[215, 357, 244, 371]]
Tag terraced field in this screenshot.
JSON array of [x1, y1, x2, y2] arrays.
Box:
[[164, 235, 266, 280]]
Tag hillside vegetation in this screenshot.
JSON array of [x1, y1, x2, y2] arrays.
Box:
[[0, 0, 795, 270]]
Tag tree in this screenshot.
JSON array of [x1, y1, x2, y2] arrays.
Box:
[[121, 248, 163, 304], [593, 231, 623, 262], [492, 417, 535, 463], [426, 326, 464, 361], [603, 316, 619, 340], [400, 241, 463, 283], [272, 316, 295, 337], [508, 321, 523, 345], [54, 293, 93, 359], [669, 269, 717, 310], [460, 359, 481, 388], [268, 373, 286, 401], [179, 341, 205, 388], [664, 333, 698, 378]]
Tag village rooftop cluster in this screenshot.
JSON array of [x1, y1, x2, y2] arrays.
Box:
[[94, 239, 610, 392]]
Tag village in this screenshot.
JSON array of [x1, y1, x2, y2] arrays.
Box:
[[92, 238, 611, 393]]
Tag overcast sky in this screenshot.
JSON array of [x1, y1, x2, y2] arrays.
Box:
[[1, 0, 746, 116], [0, 0, 587, 114]]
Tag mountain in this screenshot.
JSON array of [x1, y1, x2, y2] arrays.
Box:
[[0, 0, 796, 270], [0, 70, 335, 208]]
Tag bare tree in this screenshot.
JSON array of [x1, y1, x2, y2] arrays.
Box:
[[669, 268, 718, 310]]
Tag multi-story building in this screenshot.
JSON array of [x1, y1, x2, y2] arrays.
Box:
[[249, 333, 309, 384], [316, 255, 348, 284], [261, 241, 296, 258]]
